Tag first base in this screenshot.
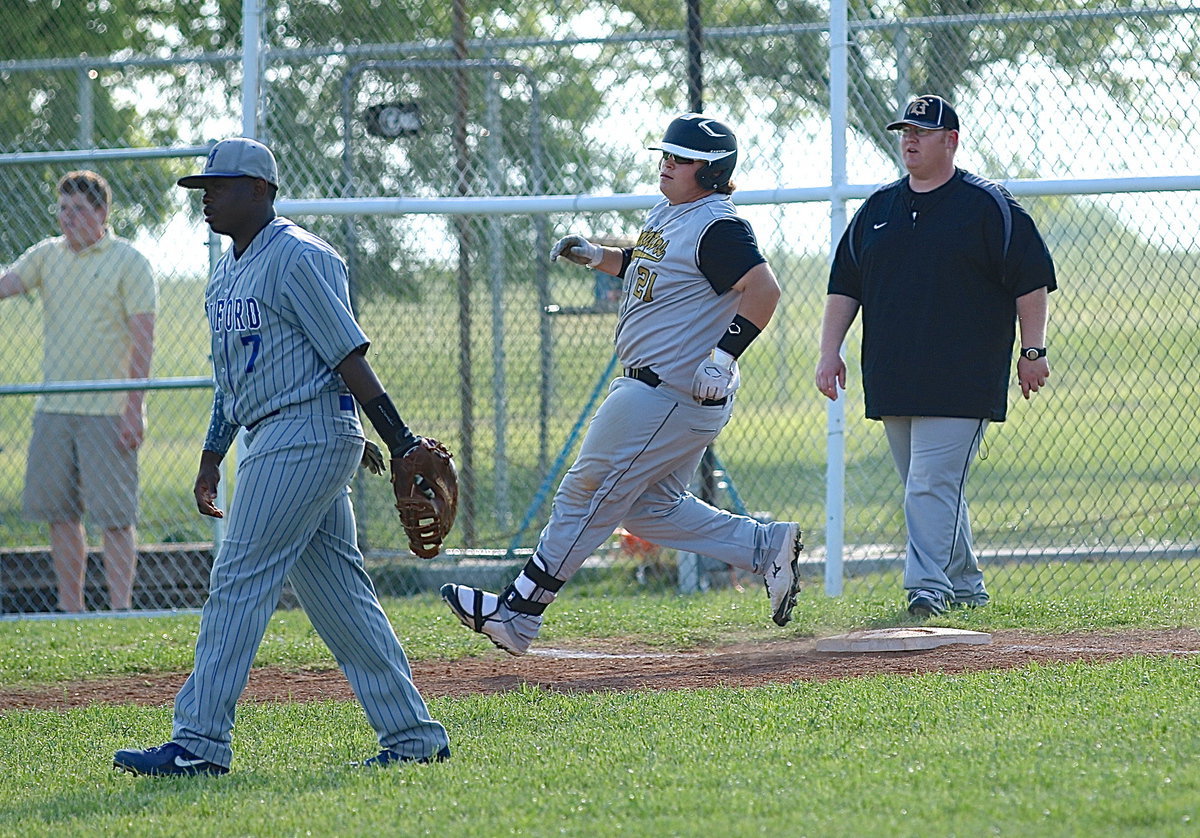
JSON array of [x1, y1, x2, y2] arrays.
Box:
[[815, 627, 992, 653]]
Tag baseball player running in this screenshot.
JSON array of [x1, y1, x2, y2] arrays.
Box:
[[114, 138, 449, 775], [441, 113, 802, 656]]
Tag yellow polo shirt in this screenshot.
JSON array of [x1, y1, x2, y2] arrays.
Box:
[[14, 233, 156, 415]]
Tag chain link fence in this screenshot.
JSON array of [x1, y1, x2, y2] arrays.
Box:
[[1, 2, 1198, 613]]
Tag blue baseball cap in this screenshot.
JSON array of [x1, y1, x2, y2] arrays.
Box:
[[178, 137, 279, 188]]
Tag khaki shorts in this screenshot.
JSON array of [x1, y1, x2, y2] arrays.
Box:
[[23, 411, 139, 529]]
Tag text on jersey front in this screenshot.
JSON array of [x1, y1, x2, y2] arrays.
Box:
[[207, 297, 262, 332]]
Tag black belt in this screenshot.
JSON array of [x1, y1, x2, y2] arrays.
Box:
[[245, 410, 280, 432], [623, 366, 726, 406]]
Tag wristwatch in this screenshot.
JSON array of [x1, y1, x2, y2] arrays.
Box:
[[1021, 346, 1047, 361]]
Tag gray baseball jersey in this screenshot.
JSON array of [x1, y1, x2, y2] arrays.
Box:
[[615, 193, 749, 394], [172, 217, 447, 768], [528, 194, 792, 587]]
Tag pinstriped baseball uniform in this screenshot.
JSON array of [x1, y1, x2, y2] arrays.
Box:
[[171, 216, 446, 769], [528, 194, 792, 585]]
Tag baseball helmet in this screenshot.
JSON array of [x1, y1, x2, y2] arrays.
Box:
[[648, 113, 738, 191]]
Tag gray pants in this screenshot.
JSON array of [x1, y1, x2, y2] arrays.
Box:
[[535, 377, 791, 583], [882, 416, 989, 605]]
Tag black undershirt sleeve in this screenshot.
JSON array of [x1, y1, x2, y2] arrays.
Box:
[[697, 219, 767, 294]]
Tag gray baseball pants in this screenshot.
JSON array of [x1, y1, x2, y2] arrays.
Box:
[[534, 377, 792, 583], [882, 416, 989, 605]]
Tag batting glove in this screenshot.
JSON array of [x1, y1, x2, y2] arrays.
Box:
[[692, 348, 740, 403], [361, 439, 386, 475], [550, 235, 604, 268]]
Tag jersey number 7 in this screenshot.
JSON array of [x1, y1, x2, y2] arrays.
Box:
[[241, 334, 262, 372]]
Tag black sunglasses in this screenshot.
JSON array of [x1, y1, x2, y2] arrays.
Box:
[[661, 152, 701, 165]]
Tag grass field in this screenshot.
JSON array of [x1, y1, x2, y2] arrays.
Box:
[[2, 570, 1199, 837]]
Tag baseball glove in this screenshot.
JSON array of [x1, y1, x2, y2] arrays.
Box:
[[391, 437, 458, 559]]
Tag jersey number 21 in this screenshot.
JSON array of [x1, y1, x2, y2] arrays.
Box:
[[633, 266, 657, 302]]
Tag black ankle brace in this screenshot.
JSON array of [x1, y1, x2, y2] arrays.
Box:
[[501, 584, 549, 616], [520, 557, 565, 593]]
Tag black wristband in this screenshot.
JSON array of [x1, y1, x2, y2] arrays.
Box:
[[716, 314, 762, 359], [619, 248, 633, 277], [362, 394, 419, 457]]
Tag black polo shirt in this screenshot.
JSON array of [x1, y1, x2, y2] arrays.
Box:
[[828, 168, 1056, 421]]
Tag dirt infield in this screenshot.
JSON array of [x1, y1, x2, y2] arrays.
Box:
[[4, 628, 1198, 711]]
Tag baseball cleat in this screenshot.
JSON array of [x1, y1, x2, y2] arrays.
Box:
[[440, 583, 541, 656], [355, 744, 451, 767], [907, 590, 948, 619], [113, 742, 228, 776], [764, 523, 802, 626]]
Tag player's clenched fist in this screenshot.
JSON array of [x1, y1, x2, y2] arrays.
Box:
[[549, 235, 603, 268], [193, 453, 224, 519], [692, 348, 740, 403]]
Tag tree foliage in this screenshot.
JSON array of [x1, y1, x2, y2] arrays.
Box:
[[696, 0, 1197, 167], [0, 0, 1191, 270], [0, 1, 241, 256]]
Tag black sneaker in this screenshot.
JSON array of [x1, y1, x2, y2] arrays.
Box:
[[906, 590, 947, 619], [113, 742, 228, 776], [356, 745, 451, 767]]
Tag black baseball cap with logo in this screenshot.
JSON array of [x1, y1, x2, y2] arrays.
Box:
[[886, 95, 960, 131]]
